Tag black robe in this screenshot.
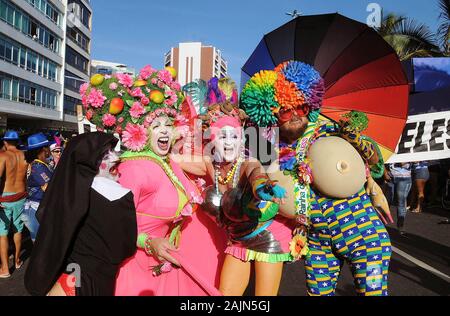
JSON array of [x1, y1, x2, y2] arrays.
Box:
[[25, 133, 137, 296]]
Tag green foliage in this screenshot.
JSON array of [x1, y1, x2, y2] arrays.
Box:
[[437, 0, 450, 55], [377, 13, 443, 60]]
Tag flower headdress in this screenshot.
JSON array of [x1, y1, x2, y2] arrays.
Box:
[[240, 61, 325, 128], [183, 77, 248, 138], [80, 65, 185, 152]]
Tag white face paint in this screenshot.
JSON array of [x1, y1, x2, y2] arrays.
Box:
[[213, 126, 242, 163], [149, 115, 175, 157], [98, 150, 120, 181]]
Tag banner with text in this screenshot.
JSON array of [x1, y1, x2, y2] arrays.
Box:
[[387, 110, 450, 163]]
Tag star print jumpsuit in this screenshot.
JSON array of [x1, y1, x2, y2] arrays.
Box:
[[303, 123, 392, 296]]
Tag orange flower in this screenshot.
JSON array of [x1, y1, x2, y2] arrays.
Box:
[[289, 234, 309, 260]]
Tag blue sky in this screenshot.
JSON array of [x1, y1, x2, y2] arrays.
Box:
[[91, 0, 444, 84]]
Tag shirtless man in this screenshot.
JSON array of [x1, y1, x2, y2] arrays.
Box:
[[0, 131, 28, 278]]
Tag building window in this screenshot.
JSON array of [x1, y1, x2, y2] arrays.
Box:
[[0, 34, 59, 82], [66, 46, 89, 75], [65, 71, 84, 93], [96, 68, 112, 75], [0, 0, 61, 54], [26, 0, 62, 27], [67, 26, 90, 53], [0, 72, 58, 109], [64, 95, 80, 115]]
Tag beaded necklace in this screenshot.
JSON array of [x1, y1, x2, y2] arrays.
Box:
[[216, 157, 244, 185], [214, 155, 244, 197], [278, 121, 318, 227]]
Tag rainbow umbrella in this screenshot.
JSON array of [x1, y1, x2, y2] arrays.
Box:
[[241, 13, 410, 160]]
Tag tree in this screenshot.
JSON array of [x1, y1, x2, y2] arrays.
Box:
[[437, 0, 450, 55], [377, 13, 442, 60]]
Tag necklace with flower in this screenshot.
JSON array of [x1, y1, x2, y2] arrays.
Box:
[[277, 121, 319, 261]]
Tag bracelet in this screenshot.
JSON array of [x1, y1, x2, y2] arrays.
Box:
[[137, 233, 149, 249], [137, 233, 154, 256], [144, 237, 154, 256], [252, 177, 269, 196]]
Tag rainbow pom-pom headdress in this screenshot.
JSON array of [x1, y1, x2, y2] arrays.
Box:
[[240, 61, 325, 127]]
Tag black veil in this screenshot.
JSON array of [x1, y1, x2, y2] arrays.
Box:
[[25, 132, 118, 296]]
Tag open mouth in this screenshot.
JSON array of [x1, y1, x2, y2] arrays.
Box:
[[224, 147, 234, 155], [157, 136, 170, 151]]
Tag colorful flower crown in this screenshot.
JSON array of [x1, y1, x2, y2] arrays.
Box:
[[240, 61, 325, 127], [80, 65, 186, 152]]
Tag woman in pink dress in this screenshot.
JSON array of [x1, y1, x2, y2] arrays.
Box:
[[80, 65, 227, 296]]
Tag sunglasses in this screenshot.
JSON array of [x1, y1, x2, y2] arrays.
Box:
[[52, 150, 61, 154], [276, 106, 310, 123]]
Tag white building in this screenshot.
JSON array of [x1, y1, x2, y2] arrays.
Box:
[[91, 59, 135, 77], [164, 42, 228, 86], [0, 0, 92, 132]]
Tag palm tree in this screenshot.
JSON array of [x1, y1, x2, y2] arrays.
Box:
[[437, 0, 450, 55], [377, 13, 442, 60]]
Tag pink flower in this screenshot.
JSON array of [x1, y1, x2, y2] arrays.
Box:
[[102, 113, 116, 127], [165, 89, 175, 98], [191, 194, 204, 205], [181, 204, 193, 217], [195, 178, 206, 192], [151, 78, 157, 85], [118, 117, 124, 123], [87, 88, 107, 108], [160, 262, 173, 273], [139, 65, 157, 80], [157, 81, 165, 89], [115, 125, 123, 134], [130, 87, 144, 98], [122, 123, 148, 152], [129, 102, 145, 118], [145, 114, 154, 124], [116, 73, 133, 88], [82, 95, 89, 108], [141, 97, 150, 106], [171, 82, 181, 90], [165, 97, 175, 106], [109, 82, 118, 90], [104, 75, 112, 79], [79, 83, 89, 96], [158, 70, 172, 84]]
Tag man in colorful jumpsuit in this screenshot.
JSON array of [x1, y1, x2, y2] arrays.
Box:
[[240, 61, 393, 296]]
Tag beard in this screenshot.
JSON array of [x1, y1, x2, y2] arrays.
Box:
[[279, 116, 309, 144]]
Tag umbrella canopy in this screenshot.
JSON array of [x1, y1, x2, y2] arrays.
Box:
[[241, 13, 410, 160]]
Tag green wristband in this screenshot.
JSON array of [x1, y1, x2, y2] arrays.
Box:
[[137, 233, 149, 249]]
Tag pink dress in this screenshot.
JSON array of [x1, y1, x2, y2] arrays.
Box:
[[114, 159, 227, 296]]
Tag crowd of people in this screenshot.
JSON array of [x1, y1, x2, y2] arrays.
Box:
[[0, 63, 447, 296], [384, 160, 450, 234], [0, 130, 64, 278]]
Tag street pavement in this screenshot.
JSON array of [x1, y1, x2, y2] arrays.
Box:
[[0, 207, 448, 296]]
